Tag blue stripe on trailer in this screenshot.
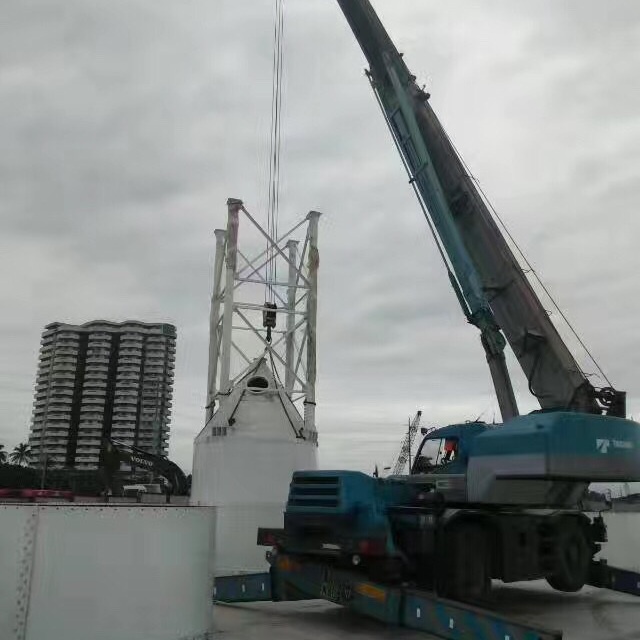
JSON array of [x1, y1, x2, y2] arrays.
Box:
[[214, 572, 272, 602], [608, 567, 640, 596], [463, 609, 488, 640], [589, 562, 640, 597], [402, 591, 561, 640]]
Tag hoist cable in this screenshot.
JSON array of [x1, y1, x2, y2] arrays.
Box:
[[266, 0, 285, 304]]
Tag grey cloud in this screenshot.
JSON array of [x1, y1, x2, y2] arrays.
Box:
[[0, 1, 639, 491]]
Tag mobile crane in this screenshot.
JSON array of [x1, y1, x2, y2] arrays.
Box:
[[389, 410, 423, 476], [270, 0, 640, 602]]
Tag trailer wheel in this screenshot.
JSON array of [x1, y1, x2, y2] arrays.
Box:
[[438, 522, 491, 602], [546, 518, 591, 592]]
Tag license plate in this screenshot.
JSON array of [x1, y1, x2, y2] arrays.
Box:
[[319, 575, 353, 604]]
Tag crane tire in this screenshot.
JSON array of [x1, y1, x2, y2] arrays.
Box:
[[546, 518, 591, 592]]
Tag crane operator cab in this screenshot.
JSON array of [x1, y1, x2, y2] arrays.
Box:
[[408, 423, 482, 503], [413, 436, 459, 473], [411, 422, 489, 476]]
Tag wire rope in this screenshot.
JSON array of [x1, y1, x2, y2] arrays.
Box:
[[266, 0, 285, 304]]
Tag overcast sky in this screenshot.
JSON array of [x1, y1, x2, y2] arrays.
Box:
[[1, 1, 639, 489]]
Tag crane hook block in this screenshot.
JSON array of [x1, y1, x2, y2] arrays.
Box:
[[263, 302, 278, 343]]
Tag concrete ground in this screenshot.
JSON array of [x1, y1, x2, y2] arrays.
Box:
[[213, 582, 640, 640]]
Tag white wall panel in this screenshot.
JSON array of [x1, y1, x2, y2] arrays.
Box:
[[0, 504, 215, 640]]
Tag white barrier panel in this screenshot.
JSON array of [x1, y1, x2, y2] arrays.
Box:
[[212, 503, 285, 575], [0, 504, 215, 640], [601, 512, 640, 572]]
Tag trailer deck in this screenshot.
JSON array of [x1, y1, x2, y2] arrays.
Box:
[[214, 584, 639, 640], [214, 554, 640, 640]]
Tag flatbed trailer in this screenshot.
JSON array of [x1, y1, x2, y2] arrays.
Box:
[[214, 545, 640, 640]]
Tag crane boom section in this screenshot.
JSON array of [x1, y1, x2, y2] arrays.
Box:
[[336, 0, 614, 416]]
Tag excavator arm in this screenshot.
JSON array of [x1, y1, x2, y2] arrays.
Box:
[[101, 438, 189, 496], [336, 0, 625, 418]]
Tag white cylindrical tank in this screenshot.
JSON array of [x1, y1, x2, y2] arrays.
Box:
[[0, 503, 215, 640], [191, 359, 317, 575]]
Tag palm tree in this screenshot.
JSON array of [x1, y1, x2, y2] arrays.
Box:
[[10, 443, 31, 466], [0, 443, 7, 465]]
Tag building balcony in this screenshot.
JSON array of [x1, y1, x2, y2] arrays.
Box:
[[90, 330, 113, 337], [82, 391, 106, 401], [45, 409, 72, 418], [85, 361, 109, 370], [57, 330, 80, 338], [117, 369, 139, 377], [120, 352, 142, 360], [113, 413, 137, 422], [86, 347, 110, 356], [77, 432, 102, 441], [44, 405, 73, 415], [143, 366, 166, 376], [42, 445, 68, 454], [118, 366, 141, 375], [84, 372, 108, 380], [87, 342, 111, 351], [49, 390, 74, 400], [116, 379, 139, 388], [49, 375, 77, 385], [113, 402, 138, 411], [121, 333, 143, 341], [85, 358, 110, 366], [83, 380, 107, 388], [77, 421, 102, 430], [51, 362, 77, 371], [41, 424, 71, 434], [55, 348, 79, 357], [111, 424, 135, 433], [53, 353, 78, 362], [82, 399, 105, 409], [75, 445, 101, 454], [49, 378, 75, 386]]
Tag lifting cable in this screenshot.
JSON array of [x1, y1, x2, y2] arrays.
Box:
[[263, 0, 286, 343], [266, 0, 285, 306]]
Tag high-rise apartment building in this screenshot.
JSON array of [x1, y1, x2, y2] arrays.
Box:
[[28, 321, 176, 470]]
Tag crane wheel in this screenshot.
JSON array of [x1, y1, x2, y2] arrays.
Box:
[[437, 522, 491, 603], [546, 518, 591, 592]]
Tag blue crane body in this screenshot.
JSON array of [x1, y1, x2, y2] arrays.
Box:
[[274, 0, 640, 601]]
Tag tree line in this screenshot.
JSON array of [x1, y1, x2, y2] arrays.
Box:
[[0, 442, 31, 466]]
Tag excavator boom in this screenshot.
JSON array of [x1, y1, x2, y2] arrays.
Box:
[[101, 438, 189, 496]]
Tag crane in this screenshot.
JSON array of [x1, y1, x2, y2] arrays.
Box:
[[274, 0, 640, 602], [390, 410, 422, 476]]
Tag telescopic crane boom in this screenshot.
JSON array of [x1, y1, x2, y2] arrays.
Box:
[[336, 0, 625, 420]]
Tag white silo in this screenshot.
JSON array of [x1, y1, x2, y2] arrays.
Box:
[[191, 198, 320, 575]]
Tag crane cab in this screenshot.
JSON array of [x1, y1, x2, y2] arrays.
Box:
[[409, 422, 490, 503], [410, 413, 640, 507]]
